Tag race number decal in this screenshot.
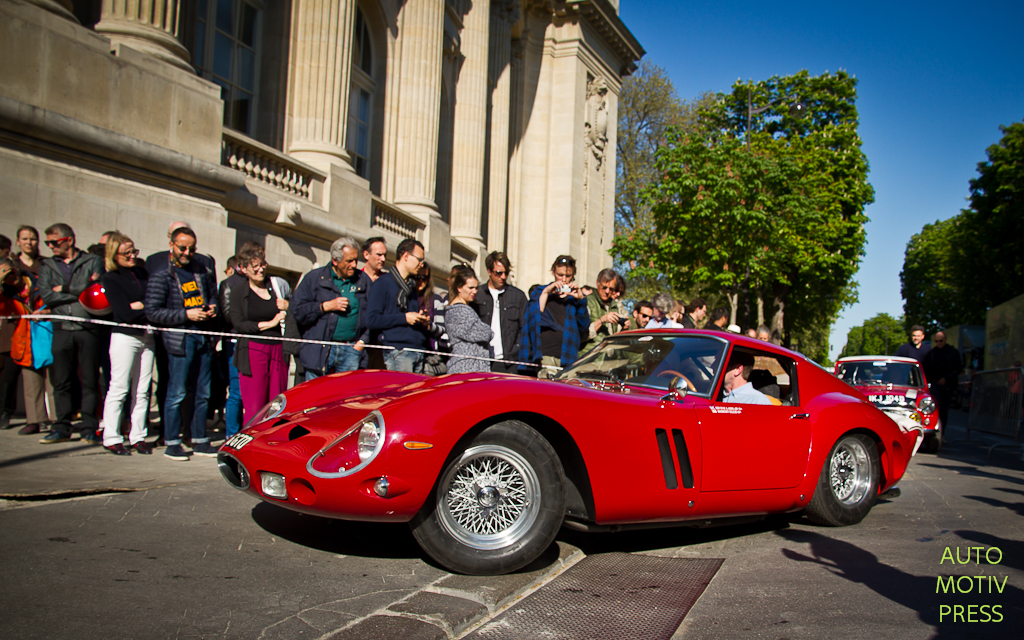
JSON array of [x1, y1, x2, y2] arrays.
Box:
[[224, 433, 254, 450]]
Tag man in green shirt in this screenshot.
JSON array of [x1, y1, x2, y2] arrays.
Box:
[[583, 269, 629, 354]]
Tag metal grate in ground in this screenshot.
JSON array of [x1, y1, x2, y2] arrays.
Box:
[[461, 553, 724, 640]]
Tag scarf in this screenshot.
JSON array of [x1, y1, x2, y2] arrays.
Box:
[[391, 268, 413, 311]]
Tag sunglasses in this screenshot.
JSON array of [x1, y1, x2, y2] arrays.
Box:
[[174, 244, 197, 254], [555, 257, 576, 267], [118, 249, 139, 257], [491, 270, 508, 277], [45, 237, 72, 247]]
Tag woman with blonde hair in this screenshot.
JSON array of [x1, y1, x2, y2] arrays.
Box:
[[100, 233, 153, 454]]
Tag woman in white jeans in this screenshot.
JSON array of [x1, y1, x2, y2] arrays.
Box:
[[100, 234, 155, 455]]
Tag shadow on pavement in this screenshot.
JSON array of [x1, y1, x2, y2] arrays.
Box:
[[250, 500, 568, 576], [777, 528, 1021, 638], [557, 513, 792, 556], [0, 443, 99, 470], [250, 500, 423, 561]]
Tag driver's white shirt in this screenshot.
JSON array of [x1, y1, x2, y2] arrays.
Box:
[[723, 381, 773, 405]]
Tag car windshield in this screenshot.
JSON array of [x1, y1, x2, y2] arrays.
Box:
[[836, 360, 924, 388], [554, 334, 728, 397]]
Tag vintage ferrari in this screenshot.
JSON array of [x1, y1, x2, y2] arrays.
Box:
[[218, 330, 921, 575]]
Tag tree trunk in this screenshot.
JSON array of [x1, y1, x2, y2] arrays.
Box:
[[756, 292, 765, 328], [727, 290, 738, 325], [770, 282, 790, 346]]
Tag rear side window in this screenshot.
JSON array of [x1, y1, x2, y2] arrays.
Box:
[[719, 348, 800, 406]]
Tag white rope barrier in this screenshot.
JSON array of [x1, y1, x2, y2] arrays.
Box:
[[2, 313, 562, 372]]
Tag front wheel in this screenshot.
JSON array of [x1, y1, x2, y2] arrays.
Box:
[[805, 433, 880, 527], [410, 421, 566, 575]]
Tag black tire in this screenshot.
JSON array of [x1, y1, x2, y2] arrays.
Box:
[[805, 433, 880, 527], [410, 420, 566, 575], [923, 432, 942, 454]]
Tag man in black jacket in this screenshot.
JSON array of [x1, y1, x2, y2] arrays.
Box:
[[923, 330, 963, 432], [473, 252, 527, 374], [145, 227, 220, 461], [38, 223, 104, 444]]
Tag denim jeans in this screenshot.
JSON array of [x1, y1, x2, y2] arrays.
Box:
[[164, 334, 212, 446], [224, 341, 243, 438], [384, 348, 424, 374], [305, 344, 361, 382]]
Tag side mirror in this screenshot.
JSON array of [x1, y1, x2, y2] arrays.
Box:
[[660, 376, 688, 403]]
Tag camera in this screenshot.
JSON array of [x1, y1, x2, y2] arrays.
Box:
[[558, 284, 573, 295], [617, 316, 628, 327]]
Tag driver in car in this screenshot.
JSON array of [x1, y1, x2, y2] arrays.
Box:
[[721, 351, 772, 405]]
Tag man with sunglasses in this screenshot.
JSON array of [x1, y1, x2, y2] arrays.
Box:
[[37, 223, 105, 444], [923, 330, 962, 434], [582, 268, 629, 355], [472, 252, 527, 374], [145, 227, 220, 460], [365, 238, 431, 373]]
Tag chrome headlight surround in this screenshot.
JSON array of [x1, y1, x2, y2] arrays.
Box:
[[918, 395, 937, 415], [306, 411, 386, 479], [245, 393, 287, 428]]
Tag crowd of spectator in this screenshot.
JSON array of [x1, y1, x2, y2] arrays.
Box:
[[0, 222, 777, 461]]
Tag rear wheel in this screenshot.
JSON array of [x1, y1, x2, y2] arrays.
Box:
[[805, 433, 880, 526], [410, 421, 566, 575]]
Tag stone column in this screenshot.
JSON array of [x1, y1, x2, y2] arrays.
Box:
[[484, 0, 516, 250], [94, 0, 192, 72], [448, 0, 491, 245], [385, 0, 445, 219], [505, 37, 526, 274], [285, 0, 356, 172]]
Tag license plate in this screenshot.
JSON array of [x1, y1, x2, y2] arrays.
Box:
[[224, 433, 254, 450]]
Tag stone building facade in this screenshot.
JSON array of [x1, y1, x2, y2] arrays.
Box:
[[0, 0, 642, 289]]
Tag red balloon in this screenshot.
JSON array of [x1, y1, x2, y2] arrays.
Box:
[[79, 282, 112, 316]]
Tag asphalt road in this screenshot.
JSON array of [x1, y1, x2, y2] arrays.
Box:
[[1, 413, 1021, 640]]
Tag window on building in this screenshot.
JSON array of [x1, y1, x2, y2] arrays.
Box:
[[193, 0, 262, 136], [347, 7, 375, 180]]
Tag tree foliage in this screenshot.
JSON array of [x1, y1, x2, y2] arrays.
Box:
[[901, 121, 1024, 330], [615, 61, 713, 303], [839, 313, 905, 358], [613, 70, 873, 351]]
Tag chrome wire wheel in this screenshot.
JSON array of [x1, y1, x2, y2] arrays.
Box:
[[436, 444, 541, 550], [829, 438, 872, 505]]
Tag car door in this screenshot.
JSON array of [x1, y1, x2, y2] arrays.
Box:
[[696, 354, 812, 492]]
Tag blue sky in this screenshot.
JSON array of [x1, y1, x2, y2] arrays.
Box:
[[618, 1, 1024, 358]]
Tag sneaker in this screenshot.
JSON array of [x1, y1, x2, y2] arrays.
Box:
[[79, 430, 101, 445], [39, 431, 71, 444], [191, 442, 219, 457], [163, 444, 190, 461], [132, 441, 153, 455], [105, 443, 131, 456], [18, 423, 41, 435]]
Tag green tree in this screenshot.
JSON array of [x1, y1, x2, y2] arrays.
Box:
[[614, 70, 873, 344], [899, 217, 966, 332], [615, 60, 713, 302], [901, 121, 1024, 329], [839, 313, 906, 358]]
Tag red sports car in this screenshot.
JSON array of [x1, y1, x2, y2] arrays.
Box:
[[219, 331, 921, 575], [834, 355, 940, 453]]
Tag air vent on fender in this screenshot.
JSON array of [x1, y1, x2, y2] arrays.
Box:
[[288, 425, 310, 441]]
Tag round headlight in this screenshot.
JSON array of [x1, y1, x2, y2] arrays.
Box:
[[358, 420, 381, 461], [918, 396, 936, 415]]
